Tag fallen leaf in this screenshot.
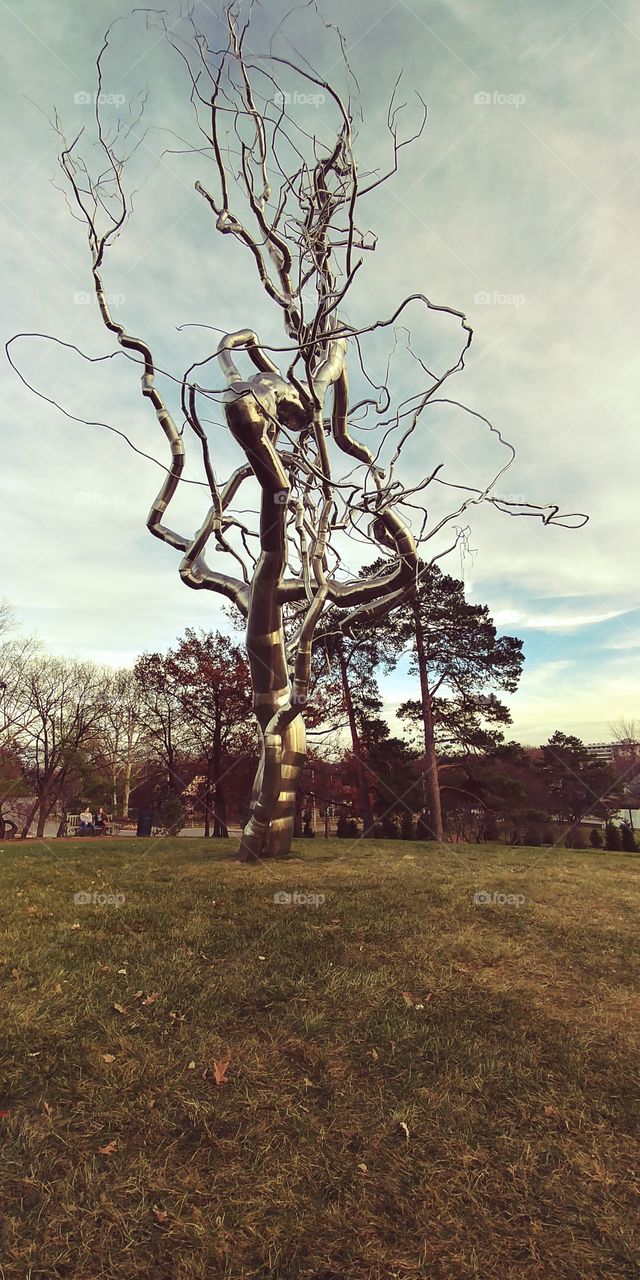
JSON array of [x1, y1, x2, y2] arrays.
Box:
[[11, 968, 20, 980], [258, 956, 266, 961], [0, 1109, 10, 1119], [97, 962, 111, 973], [26, 906, 37, 915], [401, 991, 414, 1007], [142, 993, 159, 1006], [117, 968, 127, 975], [152, 1207, 168, 1225], [101, 1053, 116, 1064], [54, 983, 63, 995], [303, 1076, 314, 1088], [43, 1101, 52, 1117], [187, 1061, 196, 1070], [71, 922, 81, 930], [399, 1121, 410, 1141], [358, 1163, 368, 1174], [97, 1140, 118, 1156], [544, 1105, 560, 1117], [134, 990, 143, 999], [213, 1059, 231, 1086], [112, 1003, 127, 1015], [371, 1048, 379, 1061]]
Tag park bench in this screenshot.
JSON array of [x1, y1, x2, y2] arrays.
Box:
[[65, 815, 162, 837]]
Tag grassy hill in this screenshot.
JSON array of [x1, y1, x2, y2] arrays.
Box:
[[1, 837, 638, 1279]]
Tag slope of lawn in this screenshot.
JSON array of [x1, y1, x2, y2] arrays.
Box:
[[1, 836, 639, 1280]]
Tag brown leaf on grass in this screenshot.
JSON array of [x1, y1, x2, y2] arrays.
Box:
[[142, 993, 159, 1006], [0, 1109, 10, 1119], [97, 962, 111, 973], [112, 1003, 127, 1015], [71, 923, 81, 930], [54, 983, 63, 995], [152, 1207, 168, 1224], [101, 1053, 116, 1064], [97, 1140, 118, 1156], [26, 906, 37, 915], [371, 1048, 379, 1061], [10, 968, 20, 980], [187, 1061, 196, 1070], [401, 991, 414, 1007], [213, 1059, 231, 1086], [43, 1101, 53, 1117]]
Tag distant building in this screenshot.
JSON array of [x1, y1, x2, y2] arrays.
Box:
[[586, 741, 640, 763], [586, 742, 615, 762]]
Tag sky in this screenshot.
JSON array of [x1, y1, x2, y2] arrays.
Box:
[[0, 0, 638, 746]]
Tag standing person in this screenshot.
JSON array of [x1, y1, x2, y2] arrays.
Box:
[[93, 806, 109, 836], [79, 805, 94, 836]]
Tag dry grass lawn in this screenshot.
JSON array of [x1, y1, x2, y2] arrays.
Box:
[[1, 836, 638, 1279]]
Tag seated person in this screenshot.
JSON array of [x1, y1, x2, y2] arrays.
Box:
[[79, 806, 94, 835], [93, 806, 109, 835]]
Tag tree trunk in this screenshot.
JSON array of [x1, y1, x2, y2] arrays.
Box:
[[211, 732, 228, 838], [204, 762, 212, 838], [337, 644, 374, 834], [413, 600, 444, 842], [122, 759, 132, 818], [36, 801, 48, 838], [21, 795, 40, 839], [212, 783, 229, 838]]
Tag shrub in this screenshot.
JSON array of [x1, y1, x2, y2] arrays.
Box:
[[381, 814, 400, 839], [401, 812, 415, 841], [522, 826, 542, 847], [605, 823, 621, 851], [157, 789, 186, 836], [415, 811, 435, 840], [590, 827, 603, 849], [620, 821, 638, 853], [481, 816, 501, 843]]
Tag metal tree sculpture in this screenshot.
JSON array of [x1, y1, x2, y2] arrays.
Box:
[[15, 9, 585, 860]]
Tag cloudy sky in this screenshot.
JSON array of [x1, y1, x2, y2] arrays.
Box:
[[1, 0, 638, 745]]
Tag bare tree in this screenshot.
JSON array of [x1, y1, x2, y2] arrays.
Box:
[[8, 655, 108, 837], [15, 8, 585, 859], [610, 719, 639, 756], [101, 669, 146, 816]]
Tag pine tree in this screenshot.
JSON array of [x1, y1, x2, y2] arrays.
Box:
[[605, 823, 621, 851], [620, 821, 638, 852]]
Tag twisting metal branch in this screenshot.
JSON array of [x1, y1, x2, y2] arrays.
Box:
[[12, 5, 587, 859]]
